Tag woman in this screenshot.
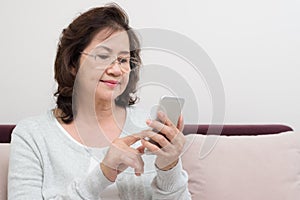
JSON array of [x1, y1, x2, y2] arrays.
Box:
[[8, 3, 191, 200]]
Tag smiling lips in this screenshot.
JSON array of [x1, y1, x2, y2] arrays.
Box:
[[100, 80, 120, 88]]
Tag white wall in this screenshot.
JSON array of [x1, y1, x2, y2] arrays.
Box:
[[0, 0, 299, 131]]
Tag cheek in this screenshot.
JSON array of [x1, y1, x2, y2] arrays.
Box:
[[123, 75, 130, 85], [121, 75, 130, 90]]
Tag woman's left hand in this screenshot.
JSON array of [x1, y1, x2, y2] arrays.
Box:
[[141, 111, 185, 171]]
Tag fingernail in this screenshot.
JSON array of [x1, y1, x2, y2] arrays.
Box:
[[158, 111, 164, 117], [146, 119, 151, 125]]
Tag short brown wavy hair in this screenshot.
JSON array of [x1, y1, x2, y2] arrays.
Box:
[[54, 3, 141, 123]]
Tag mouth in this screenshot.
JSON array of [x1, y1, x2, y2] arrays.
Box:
[[99, 80, 120, 88]]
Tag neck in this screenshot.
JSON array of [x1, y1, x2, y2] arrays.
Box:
[[94, 100, 127, 142], [54, 100, 127, 147], [95, 99, 119, 121]]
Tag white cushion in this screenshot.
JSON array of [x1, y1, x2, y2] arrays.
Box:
[[182, 132, 300, 200], [0, 144, 10, 200]]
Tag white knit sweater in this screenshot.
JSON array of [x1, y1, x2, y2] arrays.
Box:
[[8, 107, 191, 200]]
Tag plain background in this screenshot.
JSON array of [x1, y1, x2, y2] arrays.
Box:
[[0, 0, 299, 131]]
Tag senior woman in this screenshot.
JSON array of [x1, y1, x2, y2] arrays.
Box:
[[8, 4, 191, 200]]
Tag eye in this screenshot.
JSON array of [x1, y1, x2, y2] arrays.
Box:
[[119, 57, 129, 64], [95, 54, 110, 60]]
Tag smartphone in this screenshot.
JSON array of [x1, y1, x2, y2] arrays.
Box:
[[148, 96, 185, 147]]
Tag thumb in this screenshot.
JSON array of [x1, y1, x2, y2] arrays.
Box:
[[177, 114, 184, 132]]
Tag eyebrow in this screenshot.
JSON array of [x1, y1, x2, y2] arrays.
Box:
[[95, 45, 130, 55]]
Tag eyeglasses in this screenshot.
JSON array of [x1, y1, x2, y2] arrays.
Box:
[[81, 52, 139, 73]]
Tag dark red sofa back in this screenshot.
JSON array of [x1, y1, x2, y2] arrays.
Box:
[[0, 124, 293, 143], [0, 125, 15, 143], [183, 124, 293, 136]]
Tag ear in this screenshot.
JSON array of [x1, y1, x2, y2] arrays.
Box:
[[70, 66, 77, 76]]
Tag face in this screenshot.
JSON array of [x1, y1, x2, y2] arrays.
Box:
[[77, 29, 131, 105]]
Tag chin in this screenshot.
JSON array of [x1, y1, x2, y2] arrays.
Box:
[[95, 89, 124, 103]]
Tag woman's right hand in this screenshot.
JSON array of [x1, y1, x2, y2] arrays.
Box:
[[100, 134, 146, 182]]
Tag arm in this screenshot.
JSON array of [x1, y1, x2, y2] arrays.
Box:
[[151, 159, 191, 200], [142, 113, 192, 199], [8, 129, 112, 200]]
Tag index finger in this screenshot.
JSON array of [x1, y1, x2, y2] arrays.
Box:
[[121, 130, 155, 145], [121, 135, 141, 145]]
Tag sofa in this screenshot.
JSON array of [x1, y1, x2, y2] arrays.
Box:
[[1, 124, 298, 200]]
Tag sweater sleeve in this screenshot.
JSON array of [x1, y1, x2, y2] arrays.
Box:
[[151, 159, 192, 200], [8, 126, 112, 200]]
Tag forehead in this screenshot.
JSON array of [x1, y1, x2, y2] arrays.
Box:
[[87, 28, 130, 54]]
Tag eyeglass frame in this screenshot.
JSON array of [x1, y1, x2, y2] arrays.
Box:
[[80, 51, 139, 73]]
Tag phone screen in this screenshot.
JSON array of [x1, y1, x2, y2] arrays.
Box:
[[156, 96, 185, 125], [148, 96, 185, 147]]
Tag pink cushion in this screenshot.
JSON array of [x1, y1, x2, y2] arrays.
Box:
[[0, 144, 10, 200], [181, 132, 300, 200]]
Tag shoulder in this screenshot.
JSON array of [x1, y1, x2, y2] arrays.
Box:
[[12, 110, 55, 141], [126, 105, 150, 129], [127, 105, 149, 117]]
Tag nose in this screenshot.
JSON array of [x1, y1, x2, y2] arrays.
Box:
[[106, 60, 122, 75]]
